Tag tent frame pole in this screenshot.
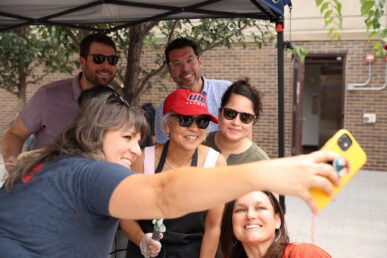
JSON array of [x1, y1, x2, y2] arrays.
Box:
[[276, 17, 286, 212]]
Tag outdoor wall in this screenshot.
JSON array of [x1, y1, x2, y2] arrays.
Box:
[[284, 0, 373, 41], [294, 40, 387, 171], [1, 38, 386, 171]]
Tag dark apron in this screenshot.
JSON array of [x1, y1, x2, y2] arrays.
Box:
[[126, 142, 205, 258]]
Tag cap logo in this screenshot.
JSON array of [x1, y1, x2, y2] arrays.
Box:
[[187, 92, 206, 107]]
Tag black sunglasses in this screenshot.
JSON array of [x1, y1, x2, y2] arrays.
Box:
[[173, 115, 211, 129], [107, 91, 130, 108], [221, 108, 256, 124], [89, 54, 119, 66]]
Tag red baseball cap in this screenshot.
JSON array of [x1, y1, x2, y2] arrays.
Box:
[[163, 89, 218, 124]]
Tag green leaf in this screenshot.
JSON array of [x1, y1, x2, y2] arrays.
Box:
[[361, 1, 375, 15], [315, 0, 324, 6], [324, 10, 333, 19], [320, 2, 330, 14]]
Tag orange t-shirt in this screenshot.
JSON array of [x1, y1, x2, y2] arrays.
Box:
[[283, 243, 332, 258]]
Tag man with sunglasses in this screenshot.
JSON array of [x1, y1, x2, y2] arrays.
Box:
[[1, 33, 119, 173], [154, 37, 232, 144]]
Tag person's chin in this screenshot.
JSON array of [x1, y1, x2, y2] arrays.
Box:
[[116, 160, 132, 170]]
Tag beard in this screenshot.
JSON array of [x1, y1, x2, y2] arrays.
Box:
[[176, 73, 201, 90], [83, 68, 115, 86]]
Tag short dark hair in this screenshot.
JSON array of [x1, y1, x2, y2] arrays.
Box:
[[79, 33, 117, 58], [220, 78, 263, 120], [164, 37, 200, 63]]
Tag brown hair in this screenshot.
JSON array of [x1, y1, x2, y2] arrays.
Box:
[[220, 191, 289, 258]]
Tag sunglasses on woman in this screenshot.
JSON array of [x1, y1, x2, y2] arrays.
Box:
[[107, 91, 130, 108], [173, 115, 211, 129], [221, 108, 256, 124], [89, 54, 119, 66]]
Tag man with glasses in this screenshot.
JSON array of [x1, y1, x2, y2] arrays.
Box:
[[154, 37, 232, 144], [1, 33, 119, 173]]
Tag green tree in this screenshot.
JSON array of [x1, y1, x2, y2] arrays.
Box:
[[0, 26, 77, 108], [316, 0, 386, 55]]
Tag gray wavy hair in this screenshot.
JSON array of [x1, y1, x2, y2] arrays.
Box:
[[5, 91, 149, 191]]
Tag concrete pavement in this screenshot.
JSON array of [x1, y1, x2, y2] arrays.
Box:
[[285, 169, 387, 258]]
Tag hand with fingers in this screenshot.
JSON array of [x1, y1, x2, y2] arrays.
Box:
[[140, 232, 163, 258], [4, 156, 18, 173], [258, 150, 341, 214]]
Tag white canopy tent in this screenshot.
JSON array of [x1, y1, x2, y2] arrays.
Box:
[[0, 0, 288, 32]]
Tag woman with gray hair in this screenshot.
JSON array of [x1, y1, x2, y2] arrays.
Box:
[[121, 89, 226, 258]]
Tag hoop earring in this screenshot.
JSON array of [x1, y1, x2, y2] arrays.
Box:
[[274, 229, 281, 242]]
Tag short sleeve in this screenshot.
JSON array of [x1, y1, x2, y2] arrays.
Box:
[[75, 160, 134, 217], [20, 87, 48, 133]]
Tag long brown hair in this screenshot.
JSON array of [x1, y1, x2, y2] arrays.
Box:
[[5, 90, 148, 191], [220, 191, 289, 258]]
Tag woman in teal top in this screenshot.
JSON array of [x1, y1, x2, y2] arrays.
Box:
[[203, 78, 269, 165]]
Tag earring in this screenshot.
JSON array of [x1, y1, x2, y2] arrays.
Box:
[[274, 229, 281, 242]]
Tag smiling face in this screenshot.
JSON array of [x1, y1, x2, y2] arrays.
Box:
[[219, 93, 255, 142], [166, 115, 207, 151], [167, 46, 203, 90], [232, 191, 281, 249], [80, 42, 118, 89], [102, 127, 142, 169]]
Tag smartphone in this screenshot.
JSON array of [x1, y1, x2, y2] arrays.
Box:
[[310, 129, 367, 210]]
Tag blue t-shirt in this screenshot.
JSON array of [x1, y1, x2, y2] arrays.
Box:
[[0, 156, 132, 258]]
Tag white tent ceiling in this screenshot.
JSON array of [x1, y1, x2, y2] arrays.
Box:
[[0, 0, 288, 32]]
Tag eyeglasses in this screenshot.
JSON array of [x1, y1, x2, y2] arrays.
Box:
[[89, 54, 119, 66], [107, 91, 130, 108], [168, 56, 198, 70], [221, 108, 256, 124], [172, 115, 211, 129]]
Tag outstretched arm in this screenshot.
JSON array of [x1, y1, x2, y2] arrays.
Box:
[[109, 151, 340, 220]]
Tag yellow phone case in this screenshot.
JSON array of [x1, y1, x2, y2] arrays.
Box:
[[310, 129, 367, 210]]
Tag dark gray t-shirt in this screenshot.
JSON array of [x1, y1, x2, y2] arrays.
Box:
[[0, 156, 132, 258]]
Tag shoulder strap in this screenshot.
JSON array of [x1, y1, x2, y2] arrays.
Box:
[[155, 141, 199, 173], [191, 148, 198, 167], [155, 141, 169, 173], [203, 148, 219, 168], [144, 146, 155, 175]]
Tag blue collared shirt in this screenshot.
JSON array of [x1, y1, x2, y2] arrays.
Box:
[[155, 77, 231, 144]]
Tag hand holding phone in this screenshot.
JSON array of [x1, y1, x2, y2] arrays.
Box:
[[310, 129, 367, 210]]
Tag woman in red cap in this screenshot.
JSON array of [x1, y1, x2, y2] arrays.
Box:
[[121, 88, 226, 258]]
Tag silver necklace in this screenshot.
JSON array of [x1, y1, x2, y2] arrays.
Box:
[[164, 158, 192, 169]]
